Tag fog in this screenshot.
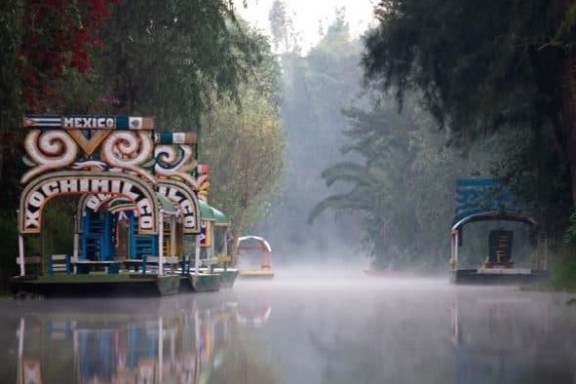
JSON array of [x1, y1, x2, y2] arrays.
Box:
[[3, 273, 576, 383]]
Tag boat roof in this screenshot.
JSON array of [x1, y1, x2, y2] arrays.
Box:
[[211, 206, 229, 226], [452, 178, 534, 228], [198, 200, 228, 224], [237, 236, 272, 253], [452, 211, 538, 231]]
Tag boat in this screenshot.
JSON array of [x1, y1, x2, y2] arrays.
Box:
[[236, 236, 275, 279], [449, 178, 548, 285], [11, 114, 233, 297]]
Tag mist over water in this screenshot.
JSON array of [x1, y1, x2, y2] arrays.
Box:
[[233, 270, 576, 384], [2, 270, 576, 384]]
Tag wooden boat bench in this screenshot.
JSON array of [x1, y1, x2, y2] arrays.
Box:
[[72, 259, 122, 274]]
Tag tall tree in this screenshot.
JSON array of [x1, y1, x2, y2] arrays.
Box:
[[269, 0, 299, 53], [98, 1, 263, 129], [199, 36, 285, 258], [18, 0, 120, 112]]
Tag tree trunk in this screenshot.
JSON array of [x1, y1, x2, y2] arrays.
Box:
[[563, 48, 576, 206]]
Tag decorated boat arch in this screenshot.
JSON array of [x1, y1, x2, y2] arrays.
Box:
[[11, 115, 231, 297]]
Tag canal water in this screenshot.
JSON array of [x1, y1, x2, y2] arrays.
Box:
[[1, 270, 576, 383]]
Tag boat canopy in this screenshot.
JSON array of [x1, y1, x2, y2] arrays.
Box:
[[211, 206, 229, 226], [198, 200, 215, 221], [452, 178, 536, 229], [451, 211, 538, 231], [237, 236, 272, 253], [198, 200, 228, 224]]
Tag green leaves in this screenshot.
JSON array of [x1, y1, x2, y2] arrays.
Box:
[[362, 0, 575, 243], [98, 0, 263, 128], [199, 41, 285, 242]]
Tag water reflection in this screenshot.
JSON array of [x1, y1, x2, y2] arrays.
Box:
[[5, 278, 576, 384], [451, 289, 576, 383], [232, 278, 576, 384], [7, 292, 270, 384]]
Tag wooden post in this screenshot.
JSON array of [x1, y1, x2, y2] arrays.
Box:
[[450, 230, 459, 271], [195, 236, 201, 274], [158, 209, 164, 276], [170, 215, 176, 258], [73, 215, 79, 273], [18, 234, 25, 276]]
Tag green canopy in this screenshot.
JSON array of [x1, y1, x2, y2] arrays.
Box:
[[211, 206, 229, 226], [198, 200, 228, 225], [198, 199, 215, 221]]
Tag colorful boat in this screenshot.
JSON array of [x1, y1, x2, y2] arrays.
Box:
[[449, 178, 548, 285], [236, 236, 275, 279], [10, 115, 236, 297]]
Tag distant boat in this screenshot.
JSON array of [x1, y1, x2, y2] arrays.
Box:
[[449, 178, 548, 285], [236, 236, 275, 279]]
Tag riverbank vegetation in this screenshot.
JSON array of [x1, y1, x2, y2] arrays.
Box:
[[297, 0, 576, 287]]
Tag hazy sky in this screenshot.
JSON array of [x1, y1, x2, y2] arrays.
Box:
[[238, 0, 377, 52]]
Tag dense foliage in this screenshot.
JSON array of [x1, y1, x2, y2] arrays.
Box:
[[98, 1, 263, 128], [310, 88, 512, 269], [200, 35, 285, 256], [362, 0, 576, 241], [0, 0, 284, 288]]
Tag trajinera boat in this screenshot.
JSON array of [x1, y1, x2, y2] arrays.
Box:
[[449, 178, 548, 285], [10, 114, 235, 297], [236, 236, 275, 279]]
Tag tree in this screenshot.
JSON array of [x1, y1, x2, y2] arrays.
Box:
[[362, 0, 574, 236], [309, 88, 514, 269], [98, 0, 263, 129], [199, 34, 285, 259], [1, 0, 119, 208], [268, 0, 300, 54], [17, 0, 120, 112]]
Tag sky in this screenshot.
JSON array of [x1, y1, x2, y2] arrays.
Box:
[[238, 0, 377, 52]]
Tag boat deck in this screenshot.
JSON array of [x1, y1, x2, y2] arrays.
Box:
[[238, 269, 275, 279], [452, 268, 549, 285]]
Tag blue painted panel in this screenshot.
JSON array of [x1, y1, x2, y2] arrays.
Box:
[[453, 178, 522, 224]]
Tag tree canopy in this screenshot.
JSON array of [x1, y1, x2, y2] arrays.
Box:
[[362, 0, 575, 236], [200, 34, 285, 251], [0, 0, 285, 286]]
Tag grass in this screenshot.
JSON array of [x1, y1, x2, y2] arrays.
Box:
[[547, 254, 576, 292]]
